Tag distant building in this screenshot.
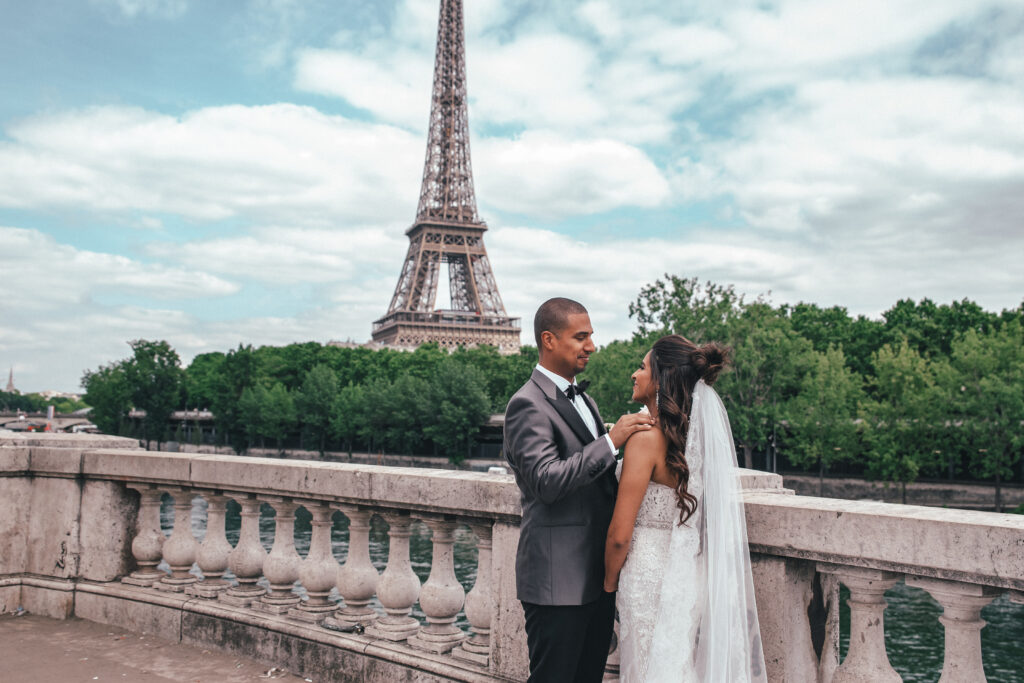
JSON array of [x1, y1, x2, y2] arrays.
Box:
[[4, 368, 16, 394]]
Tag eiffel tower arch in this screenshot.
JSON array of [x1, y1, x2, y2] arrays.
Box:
[[371, 0, 520, 352]]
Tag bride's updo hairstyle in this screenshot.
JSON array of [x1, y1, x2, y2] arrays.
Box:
[[649, 334, 730, 524]]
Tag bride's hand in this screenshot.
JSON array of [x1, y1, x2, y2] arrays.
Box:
[[609, 413, 655, 449]]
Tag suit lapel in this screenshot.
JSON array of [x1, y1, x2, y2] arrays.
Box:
[[530, 369, 596, 446], [583, 394, 606, 436], [547, 393, 597, 446]]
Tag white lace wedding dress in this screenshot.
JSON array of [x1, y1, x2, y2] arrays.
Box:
[[615, 381, 766, 683]]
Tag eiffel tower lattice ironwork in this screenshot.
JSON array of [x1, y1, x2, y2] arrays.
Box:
[[372, 0, 520, 352]]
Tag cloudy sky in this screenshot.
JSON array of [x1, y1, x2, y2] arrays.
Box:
[[2, 0, 1023, 392]]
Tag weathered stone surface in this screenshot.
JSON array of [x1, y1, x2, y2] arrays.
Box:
[[26, 477, 81, 578], [0, 583, 22, 614], [368, 468, 519, 519], [0, 445, 30, 473], [190, 456, 373, 501], [750, 554, 827, 683], [746, 491, 1024, 590], [74, 587, 184, 641], [27, 447, 83, 475], [0, 477, 30, 575], [20, 582, 74, 619], [82, 448, 193, 483], [0, 432, 136, 450], [79, 480, 137, 581], [488, 521, 528, 681], [738, 468, 790, 492]]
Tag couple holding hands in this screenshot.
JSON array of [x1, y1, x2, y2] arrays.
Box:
[[504, 297, 766, 683]]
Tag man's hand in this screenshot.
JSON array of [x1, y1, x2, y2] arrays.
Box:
[[608, 413, 655, 449]]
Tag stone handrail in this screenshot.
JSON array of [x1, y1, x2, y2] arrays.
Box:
[[2, 432, 1023, 682]]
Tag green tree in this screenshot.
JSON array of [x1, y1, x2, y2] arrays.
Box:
[[295, 364, 340, 457], [785, 346, 863, 495], [260, 382, 296, 454], [423, 359, 490, 464], [861, 340, 944, 503], [944, 322, 1024, 511], [331, 383, 366, 456], [717, 303, 815, 469], [183, 352, 225, 409], [629, 275, 745, 342], [81, 361, 132, 435], [358, 378, 393, 454], [123, 340, 184, 449], [209, 345, 261, 453]]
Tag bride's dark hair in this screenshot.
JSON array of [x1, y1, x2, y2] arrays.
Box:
[[649, 334, 730, 524]]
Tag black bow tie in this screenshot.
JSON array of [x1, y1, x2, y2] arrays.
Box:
[[565, 380, 590, 401]]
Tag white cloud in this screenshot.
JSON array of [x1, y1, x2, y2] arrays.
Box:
[[92, 0, 187, 19], [0, 227, 238, 305], [475, 132, 670, 217], [148, 225, 408, 284], [0, 104, 423, 226]]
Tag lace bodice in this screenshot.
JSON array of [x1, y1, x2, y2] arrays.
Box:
[[633, 482, 678, 529]]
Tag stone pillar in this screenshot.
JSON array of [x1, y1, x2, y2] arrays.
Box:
[[906, 577, 1001, 683], [154, 487, 198, 592], [256, 497, 302, 613], [290, 503, 339, 622], [187, 493, 233, 598], [489, 521, 529, 681], [822, 565, 901, 683], [221, 494, 267, 606], [364, 512, 421, 641], [754, 555, 826, 682], [122, 484, 166, 587], [410, 517, 466, 653], [324, 505, 379, 630], [453, 521, 494, 666]]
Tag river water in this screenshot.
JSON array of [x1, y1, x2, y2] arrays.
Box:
[[166, 497, 1023, 682]]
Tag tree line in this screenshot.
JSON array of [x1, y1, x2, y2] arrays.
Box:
[[589, 276, 1024, 510], [82, 340, 535, 463], [80, 276, 1023, 509]]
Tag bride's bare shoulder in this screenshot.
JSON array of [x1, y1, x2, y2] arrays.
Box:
[[623, 425, 667, 458]]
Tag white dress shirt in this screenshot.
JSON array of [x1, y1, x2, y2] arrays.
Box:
[[535, 364, 618, 456]]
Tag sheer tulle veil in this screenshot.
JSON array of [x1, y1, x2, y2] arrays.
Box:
[[645, 380, 767, 682]]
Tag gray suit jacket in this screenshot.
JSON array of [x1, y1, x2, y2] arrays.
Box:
[[503, 368, 618, 606]]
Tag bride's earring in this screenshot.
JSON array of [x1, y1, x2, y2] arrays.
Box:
[[655, 388, 660, 410]]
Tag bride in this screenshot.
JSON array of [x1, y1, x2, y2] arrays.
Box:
[[604, 334, 766, 682]]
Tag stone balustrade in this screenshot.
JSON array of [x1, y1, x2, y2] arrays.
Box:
[[1, 431, 1022, 682]]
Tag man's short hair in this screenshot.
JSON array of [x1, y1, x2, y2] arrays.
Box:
[[534, 297, 588, 347]]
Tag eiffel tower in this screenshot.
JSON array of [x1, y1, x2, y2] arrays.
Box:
[[371, 0, 520, 352]]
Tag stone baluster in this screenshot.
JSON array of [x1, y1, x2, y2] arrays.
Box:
[[256, 496, 302, 613], [155, 487, 198, 592], [906, 577, 1001, 683], [323, 505, 379, 630], [122, 484, 166, 587], [819, 564, 901, 683], [221, 494, 267, 606], [187, 493, 233, 598], [364, 512, 421, 641], [290, 502, 340, 622], [453, 521, 493, 665], [410, 517, 466, 653]]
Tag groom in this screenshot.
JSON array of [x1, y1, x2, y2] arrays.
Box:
[[504, 297, 654, 682]]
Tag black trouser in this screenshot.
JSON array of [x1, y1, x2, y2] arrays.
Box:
[[521, 591, 616, 683]]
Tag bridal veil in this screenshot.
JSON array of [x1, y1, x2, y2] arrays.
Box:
[[644, 380, 767, 682]]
